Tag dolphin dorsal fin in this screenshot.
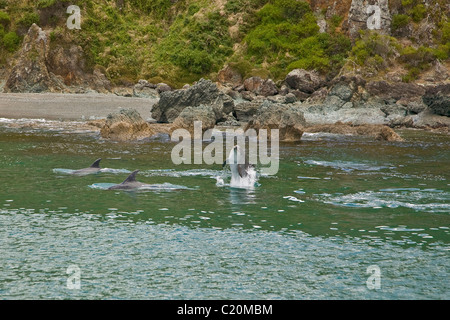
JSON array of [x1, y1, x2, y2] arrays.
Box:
[[90, 158, 102, 168], [122, 170, 139, 184]]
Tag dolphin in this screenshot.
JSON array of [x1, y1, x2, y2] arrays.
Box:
[[108, 170, 148, 190], [71, 158, 102, 176], [222, 146, 254, 179]]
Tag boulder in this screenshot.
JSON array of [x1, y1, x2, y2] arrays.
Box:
[[366, 81, 426, 102], [151, 78, 234, 123], [245, 100, 306, 141], [422, 84, 450, 117], [243, 76, 278, 97], [133, 79, 158, 98], [284, 69, 322, 93], [156, 83, 172, 94], [241, 90, 256, 101], [170, 105, 216, 135], [100, 108, 154, 141], [329, 82, 353, 101], [90, 68, 112, 93], [217, 65, 243, 87], [234, 100, 261, 122]]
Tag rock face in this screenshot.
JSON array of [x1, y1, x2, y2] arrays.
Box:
[[348, 0, 391, 40], [4, 24, 63, 93], [151, 78, 234, 123], [284, 69, 323, 93], [366, 81, 426, 102], [4, 23, 111, 93], [100, 108, 154, 141], [245, 100, 306, 141], [423, 84, 450, 117]]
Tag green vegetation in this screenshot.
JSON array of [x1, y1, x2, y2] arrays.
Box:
[[127, 0, 172, 18], [391, 14, 410, 32], [37, 0, 57, 9], [0, 0, 448, 86], [350, 31, 398, 71], [17, 11, 40, 32], [2, 30, 20, 52], [0, 11, 10, 28], [400, 45, 448, 82], [243, 0, 350, 79], [410, 4, 426, 23], [154, 10, 233, 77]]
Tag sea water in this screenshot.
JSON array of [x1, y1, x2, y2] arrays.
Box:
[[0, 122, 448, 299]]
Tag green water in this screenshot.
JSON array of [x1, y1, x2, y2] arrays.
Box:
[[0, 122, 449, 299]]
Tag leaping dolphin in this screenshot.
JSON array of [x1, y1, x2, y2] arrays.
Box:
[[222, 146, 254, 179], [108, 170, 148, 190], [71, 158, 102, 176]]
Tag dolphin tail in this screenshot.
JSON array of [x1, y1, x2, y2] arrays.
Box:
[[90, 158, 102, 168], [121, 170, 139, 184]]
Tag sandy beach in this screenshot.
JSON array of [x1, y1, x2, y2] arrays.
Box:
[[0, 92, 157, 121]]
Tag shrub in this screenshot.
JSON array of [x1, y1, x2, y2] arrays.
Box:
[[17, 12, 40, 30], [410, 4, 426, 23], [0, 10, 10, 28], [2, 31, 20, 52], [351, 31, 397, 66], [442, 22, 450, 44], [391, 14, 410, 32], [243, 0, 350, 77], [154, 10, 233, 75]]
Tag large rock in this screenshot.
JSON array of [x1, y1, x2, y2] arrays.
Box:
[[422, 84, 450, 117], [151, 78, 234, 123], [100, 108, 154, 141], [284, 69, 322, 93], [366, 81, 426, 102], [245, 100, 306, 141], [133, 79, 158, 98], [170, 105, 216, 136], [243, 76, 278, 97], [217, 65, 243, 87], [234, 100, 261, 122], [4, 24, 64, 93], [46, 43, 87, 86]]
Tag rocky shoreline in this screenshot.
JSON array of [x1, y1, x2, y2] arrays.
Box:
[[1, 74, 449, 142], [0, 23, 448, 141]]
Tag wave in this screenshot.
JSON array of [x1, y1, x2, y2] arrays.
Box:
[[317, 188, 450, 213], [304, 159, 391, 172]]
